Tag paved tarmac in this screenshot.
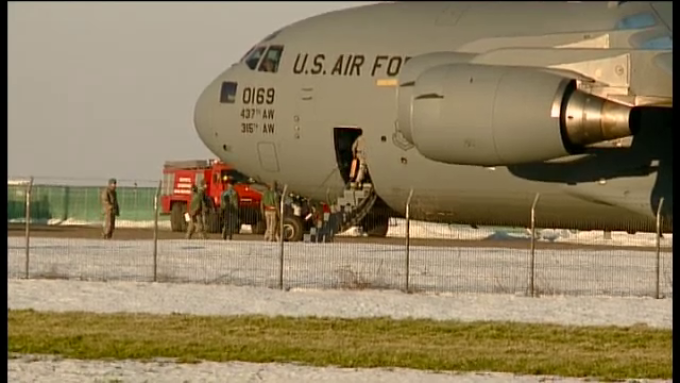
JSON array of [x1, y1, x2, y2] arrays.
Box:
[[6, 224, 668, 252]]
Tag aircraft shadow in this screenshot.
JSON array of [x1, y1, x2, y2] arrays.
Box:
[[507, 107, 672, 222]]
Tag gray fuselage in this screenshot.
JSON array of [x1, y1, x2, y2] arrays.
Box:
[[193, 1, 673, 233]]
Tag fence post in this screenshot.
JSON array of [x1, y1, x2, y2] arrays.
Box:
[[134, 182, 139, 221], [24, 177, 34, 280], [278, 184, 289, 290], [655, 197, 665, 299], [153, 180, 162, 283], [404, 188, 414, 293], [529, 193, 541, 297]]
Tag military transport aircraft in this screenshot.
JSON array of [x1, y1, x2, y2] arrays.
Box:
[[193, 1, 672, 242]]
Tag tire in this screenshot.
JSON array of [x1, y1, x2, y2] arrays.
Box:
[[252, 219, 266, 235], [170, 203, 187, 233], [361, 214, 389, 238], [282, 215, 305, 242], [205, 209, 221, 234]]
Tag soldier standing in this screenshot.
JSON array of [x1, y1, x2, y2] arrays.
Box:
[[261, 181, 280, 242], [221, 183, 240, 240], [198, 179, 212, 230], [351, 134, 367, 188], [186, 185, 207, 240], [100, 178, 120, 239]]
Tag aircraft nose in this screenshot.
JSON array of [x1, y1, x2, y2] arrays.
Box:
[[193, 75, 241, 155], [193, 81, 215, 149]]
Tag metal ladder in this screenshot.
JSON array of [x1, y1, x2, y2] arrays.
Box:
[[305, 184, 377, 243]]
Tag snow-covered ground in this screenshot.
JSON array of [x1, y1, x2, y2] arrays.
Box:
[[8, 280, 673, 383], [8, 355, 670, 383], [7, 236, 673, 297], [8, 279, 673, 328], [9, 217, 674, 248], [8, 232, 672, 382]]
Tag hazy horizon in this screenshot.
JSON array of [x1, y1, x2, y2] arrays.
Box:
[[8, 1, 372, 184]]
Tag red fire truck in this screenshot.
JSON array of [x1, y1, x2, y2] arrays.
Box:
[[160, 159, 267, 234]]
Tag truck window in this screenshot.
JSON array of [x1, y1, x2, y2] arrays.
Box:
[[258, 46, 284, 73], [244, 46, 266, 70]]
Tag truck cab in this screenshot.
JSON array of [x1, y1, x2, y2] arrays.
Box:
[[160, 159, 267, 234]]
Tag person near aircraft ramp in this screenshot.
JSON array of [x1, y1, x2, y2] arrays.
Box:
[[221, 182, 240, 240], [186, 184, 208, 240], [351, 134, 367, 188], [261, 182, 281, 242]]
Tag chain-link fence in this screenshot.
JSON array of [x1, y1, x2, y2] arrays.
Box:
[[7, 177, 163, 226], [7, 178, 672, 299]]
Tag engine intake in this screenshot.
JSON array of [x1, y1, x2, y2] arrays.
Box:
[[399, 63, 635, 166]]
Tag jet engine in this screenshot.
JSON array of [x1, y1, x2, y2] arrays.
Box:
[[397, 63, 636, 166]]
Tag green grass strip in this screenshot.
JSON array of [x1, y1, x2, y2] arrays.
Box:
[[8, 309, 671, 381]]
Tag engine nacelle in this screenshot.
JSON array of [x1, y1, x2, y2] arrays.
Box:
[[399, 63, 635, 166]]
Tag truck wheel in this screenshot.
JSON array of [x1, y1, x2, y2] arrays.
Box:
[[206, 210, 221, 234], [361, 214, 389, 238], [171, 203, 187, 233], [252, 220, 266, 235], [282, 215, 305, 242]]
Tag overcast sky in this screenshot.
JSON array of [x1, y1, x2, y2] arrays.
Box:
[[8, 1, 371, 184]]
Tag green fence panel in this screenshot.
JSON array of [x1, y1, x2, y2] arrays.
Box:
[[7, 184, 160, 223]]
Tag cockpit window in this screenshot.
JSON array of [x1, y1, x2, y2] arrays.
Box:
[[258, 45, 284, 73], [239, 46, 256, 63], [244, 46, 266, 70]]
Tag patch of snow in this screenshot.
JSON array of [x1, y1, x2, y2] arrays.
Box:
[[7, 237, 673, 298], [8, 279, 672, 329], [8, 357, 669, 383]]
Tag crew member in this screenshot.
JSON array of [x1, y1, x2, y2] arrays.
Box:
[[261, 181, 281, 242], [221, 182, 240, 240], [260, 58, 276, 72], [351, 134, 367, 188], [186, 184, 207, 240], [100, 178, 120, 239]]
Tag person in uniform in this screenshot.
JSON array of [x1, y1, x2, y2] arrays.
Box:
[[261, 181, 281, 242], [260, 58, 276, 72], [351, 134, 367, 188], [100, 178, 120, 239], [220, 182, 240, 240], [198, 179, 212, 229], [186, 184, 207, 240]]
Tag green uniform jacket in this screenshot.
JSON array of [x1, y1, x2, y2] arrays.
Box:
[[101, 188, 120, 216], [261, 190, 279, 210], [190, 190, 206, 217], [221, 189, 240, 209]]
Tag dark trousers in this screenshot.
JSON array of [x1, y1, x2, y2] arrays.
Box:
[[222, 206, 239, 240]]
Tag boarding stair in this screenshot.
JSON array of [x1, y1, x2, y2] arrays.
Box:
[[304, 183, 377, 243]]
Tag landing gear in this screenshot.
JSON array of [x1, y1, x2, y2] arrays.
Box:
[[282, 215, 305, 242], [360, 212, 390, 238]]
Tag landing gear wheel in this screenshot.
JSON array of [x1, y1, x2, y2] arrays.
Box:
[[170, 203, 187, 233], [282, 215, 305, 242], [361, 214, 389, 238], [206, 210, 221, 234], [252, 219, 266, 235]]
